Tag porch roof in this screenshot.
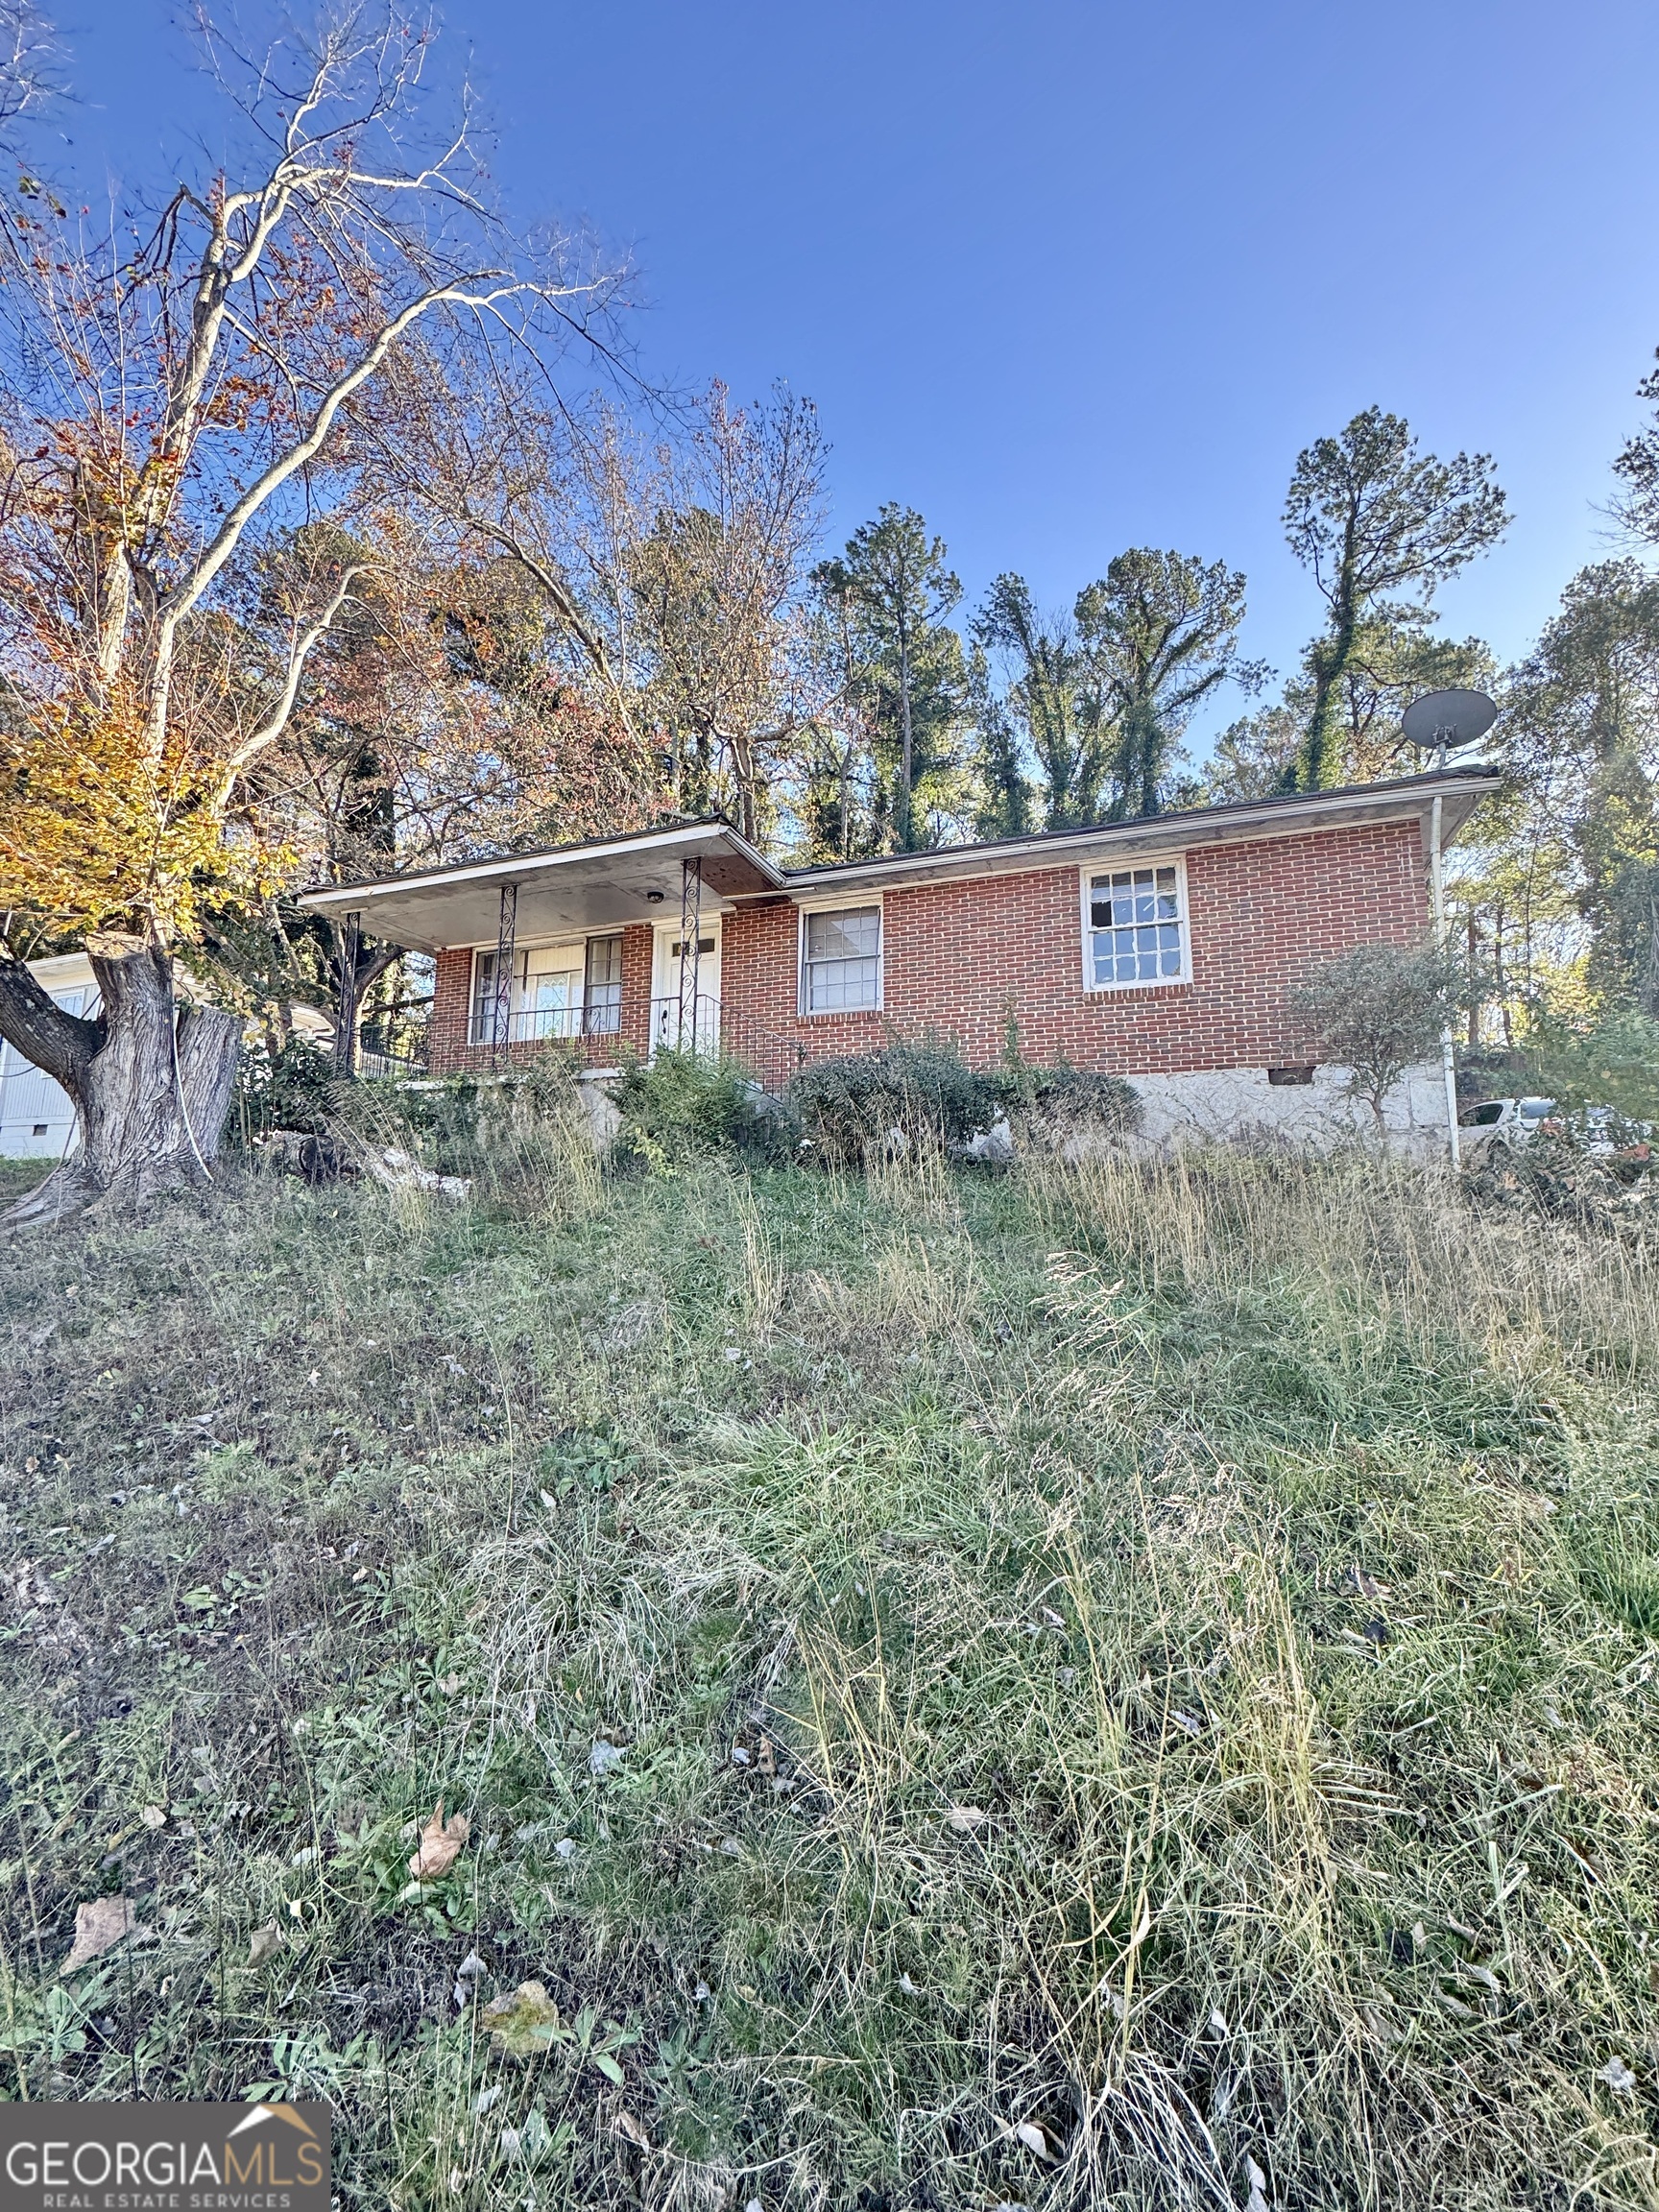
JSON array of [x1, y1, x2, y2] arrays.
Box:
[[295, 821, 784, 952]]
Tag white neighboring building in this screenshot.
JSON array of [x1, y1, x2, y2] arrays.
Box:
[[0, 957, 338, 1161], [0, 952, 98, 1159]]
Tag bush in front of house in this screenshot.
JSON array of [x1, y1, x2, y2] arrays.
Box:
[[607, 1047, 783, 1173], [1291, 940, 1460, 1139], [232, 1034, 338, 1142], [988, 1062, 1142, 1150], [789, 1042, 1001, 1166], [790, 1043, 1143, 1166]]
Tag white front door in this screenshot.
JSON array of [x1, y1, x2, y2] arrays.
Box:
[[653, 922, 721, 1054]]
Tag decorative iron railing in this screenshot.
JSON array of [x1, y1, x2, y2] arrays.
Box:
[[467, 992, 806, 1097], [357, 1044, 429, 1081]]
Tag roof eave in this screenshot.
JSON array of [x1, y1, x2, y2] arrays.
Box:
[[777, 767, 1503, 898], [294, 819, 786, 919]]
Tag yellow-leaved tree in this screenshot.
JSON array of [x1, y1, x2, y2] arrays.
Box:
[[0, 5, 618, 1220]]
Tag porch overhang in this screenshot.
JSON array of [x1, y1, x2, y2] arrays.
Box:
[[295, 822, 785, 953]]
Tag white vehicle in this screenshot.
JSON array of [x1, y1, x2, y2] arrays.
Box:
[[1456, 1096, 1558, 1158], [1458, 1094, 1653, 1164]]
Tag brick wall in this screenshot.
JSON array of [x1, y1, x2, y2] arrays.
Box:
[[722, 819, 1428, 1077], [429, 948, 472, 1072], [426, 819, 1429, 1082]]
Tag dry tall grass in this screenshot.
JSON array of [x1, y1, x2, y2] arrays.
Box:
[[0, 1140, 1655, 2209]]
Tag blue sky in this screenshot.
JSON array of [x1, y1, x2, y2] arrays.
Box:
[[50, 0, 1659, 754]]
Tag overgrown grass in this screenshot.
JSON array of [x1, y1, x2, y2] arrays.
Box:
[[2, 1139, 1658, 2209]]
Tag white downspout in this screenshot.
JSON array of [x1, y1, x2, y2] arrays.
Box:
[[1431, 792, 1461, 1171]]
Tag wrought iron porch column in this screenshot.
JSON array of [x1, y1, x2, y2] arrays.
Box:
[[492, 882, 517, 1067], [678, 857, 704, 1049], [335, 910, 362, 1076]]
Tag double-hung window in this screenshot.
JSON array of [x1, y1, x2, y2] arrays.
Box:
[[582, 934, 624, 1035], [1085, 862, 1186, 988], [801, 904, 881, 1014], [523, 953, 582, 1040], [470, 947, 584, 1044], [470, 951, 507, 1046]]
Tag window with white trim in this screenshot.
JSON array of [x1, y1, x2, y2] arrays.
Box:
[[582, 934, 624, 1035], [1085, 862, 1186, 987], [469, 947, 584, 1044], [801, 904, 881, 1013]]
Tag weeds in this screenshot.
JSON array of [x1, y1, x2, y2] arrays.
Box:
[[0, 1146, 1656, 2207]]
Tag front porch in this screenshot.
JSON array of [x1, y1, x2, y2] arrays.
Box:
[[296, 822, 803, 1094]]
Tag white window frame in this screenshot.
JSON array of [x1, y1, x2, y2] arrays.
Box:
[[469, 941, 588, 1046], [797, 897, 883, 1017], [1079, 855, 1191, 993]]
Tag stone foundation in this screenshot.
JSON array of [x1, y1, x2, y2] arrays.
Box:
[[1121, 1061, 1451, 1161]]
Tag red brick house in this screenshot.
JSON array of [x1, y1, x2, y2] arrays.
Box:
[[297, 764, 1499, 1150]]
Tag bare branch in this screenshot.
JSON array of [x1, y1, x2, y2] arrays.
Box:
[[220, 561, 373, 782], [165, 280, 570, 626], [0, 0, 60, 146]]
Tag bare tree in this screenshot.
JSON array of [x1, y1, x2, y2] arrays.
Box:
[[0, 6, 623, 1219], [0, 0, 59, 148], [357, 344, 646, 731], [619, 383, 830, 843]]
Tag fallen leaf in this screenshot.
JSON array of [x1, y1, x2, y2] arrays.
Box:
[[480, 1980, 565, 2058], [1014, 2120, 1053, 2160], [247, 1922, 283, 1967], [946, 1805, 987, 1833], [438, 1672, 461, 1696], [589, 1740, 626, 1778], [139, 1804, 167, 1830], [408, 1800, 469, 1881], [1347, 1565, 1392, 1602], [61, 1896, 134, 1975], [1599, 2057, 1638, 2091], [612, 2109, 650, 2149], [1172, 1709, 1204, 1737], [757, 1738, 777, 1777], [1245, 2154, 1270, 2212]]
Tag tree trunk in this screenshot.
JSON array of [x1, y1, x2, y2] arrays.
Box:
[[2, 934, 241, 1227]]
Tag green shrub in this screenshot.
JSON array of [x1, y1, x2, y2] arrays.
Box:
[[607, 1047, 780, 1173], [1291, 941, 1459, 1136], [231, 1034, 337, 1142], [789, 1041, 999, 1166]]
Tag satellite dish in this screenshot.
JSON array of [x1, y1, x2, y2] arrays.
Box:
[[1402, 687, 1498, 757]]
